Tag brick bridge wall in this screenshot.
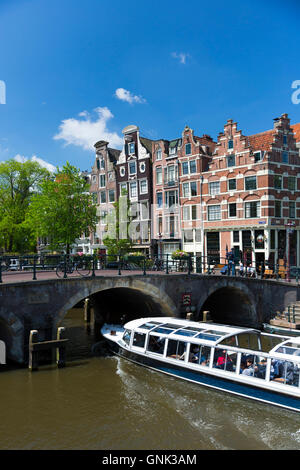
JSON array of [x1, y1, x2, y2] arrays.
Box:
[[0, 274, 299, 364]]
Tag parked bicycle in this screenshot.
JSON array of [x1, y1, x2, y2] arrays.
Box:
[[56, 258, 92, 278]]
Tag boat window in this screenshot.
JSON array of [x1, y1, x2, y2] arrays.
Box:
[[237, 333, 261, 351], [152, 326, 175, 335], [123, 330, 131, 346], [205, 329, 229, 337], [260, 334, 285, 353], [239, 354, 267, 379], [196, 332, 221, 341], [132, 332, 146, 348], [213, 348, 237, 373], [167, 339, 187, 361], [270, 359, 300, 387], [219, 335, 237, 347], [275, 342, 300, 356], [182, 326, 204, 333], [147, 335, 166, 355], [188, 344, 211, 367], [174, 329, 200, 337], [139, 321, 162, 330], [164, 323, 185, 330]]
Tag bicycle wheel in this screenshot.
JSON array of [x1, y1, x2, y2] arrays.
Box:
[[75, 261, 91, 277], [56, 264, 67, 278]]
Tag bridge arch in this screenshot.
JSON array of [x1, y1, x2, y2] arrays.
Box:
[[0, 311, 24, 363], [197, 281, 258, 327], [55, 278, 177, 328]]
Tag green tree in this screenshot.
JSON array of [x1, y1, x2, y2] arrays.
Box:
[[0, 159, 50, 252], [27, 162, 99, 253], [103, 190, 133, 257]]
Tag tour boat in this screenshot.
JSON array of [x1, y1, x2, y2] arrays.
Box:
[[263, 322, 300, 337], [101, 317, 300, 413]]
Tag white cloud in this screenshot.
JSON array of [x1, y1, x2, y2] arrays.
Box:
[[171, 52, 190, 64], [53, 107, 123, 150], [14, 154, 56, 173], [115, 88, 146, 104]]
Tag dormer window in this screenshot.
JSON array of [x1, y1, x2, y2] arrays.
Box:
[[185, 143, 192, 155], [228, 139, 234, 149], [169, 146, 176, 155], [128, 142, 135, 154]]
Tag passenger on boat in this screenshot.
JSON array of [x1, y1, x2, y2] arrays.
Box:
[[241, 358, 255, 376], [270, 359, 284, 380], [215, 350, 233, 370], [189, 346, 200, 363], [271, 360, 295, 384]]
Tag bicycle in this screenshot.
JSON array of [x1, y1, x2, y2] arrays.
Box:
[[56, 258, 91, 278]]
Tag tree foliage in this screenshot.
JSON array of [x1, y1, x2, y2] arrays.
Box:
[[103, 191, 133, 256], [27, 162, 98, 253], [0, 159, 50, 252]]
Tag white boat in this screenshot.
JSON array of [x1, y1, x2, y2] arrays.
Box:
[[101, 317, 300, 413]]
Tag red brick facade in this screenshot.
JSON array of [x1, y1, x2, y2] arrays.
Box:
[[90, 113, 300, 267]]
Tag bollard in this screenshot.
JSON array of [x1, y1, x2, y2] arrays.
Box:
[[202, 311, 210, 322], [84, 298, 91, 324], [143, 258, 146, 275], [0, 260, 2, 284], [29, 330, 39, 371], [166, 254, 169, 274], [56, 327, 66, 368], [186, 312, 193, 321]]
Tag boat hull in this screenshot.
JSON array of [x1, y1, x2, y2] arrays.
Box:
[[108, 340, 300, 414]]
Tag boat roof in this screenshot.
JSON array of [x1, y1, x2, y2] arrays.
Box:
[[270, 336, 300, 361], [124, 317, 259, 346]]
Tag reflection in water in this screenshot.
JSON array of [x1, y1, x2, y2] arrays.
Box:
[[1, 308, 300, 450]]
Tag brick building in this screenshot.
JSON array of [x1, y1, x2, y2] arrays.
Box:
[[89, 140, 120, 253], [115, 125, 154, 255], [152, 136, 181, 257], [198, 113, 300, 268], [88, 114, 300, 268]]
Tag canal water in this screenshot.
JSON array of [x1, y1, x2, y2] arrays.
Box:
[[1, 308, 300, 450]]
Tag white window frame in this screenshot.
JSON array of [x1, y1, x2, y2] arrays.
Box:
[[245, 201, 260, 218], [130, 181, 137, 198], [99, 174, 106, 188], [209, 181, 220, 196], [208, 205, 221, 221], [228, 203, 237, 218], [129, 161, 136, 175], [139, 178, 148, 194], [156, 167, 162, 184], [128, 142, 135, 155], [156, 149, 162, 160]]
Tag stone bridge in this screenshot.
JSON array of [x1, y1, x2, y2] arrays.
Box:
[[0, 273, 299, 364]]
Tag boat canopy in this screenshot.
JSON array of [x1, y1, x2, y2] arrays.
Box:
[[124, 317, 260, 347], [270, 336, 300, 361]]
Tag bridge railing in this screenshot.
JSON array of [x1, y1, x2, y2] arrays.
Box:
[[0, 253, 299, 283]]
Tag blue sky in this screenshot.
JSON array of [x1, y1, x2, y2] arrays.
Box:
[[0, 0, 299, 172]]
